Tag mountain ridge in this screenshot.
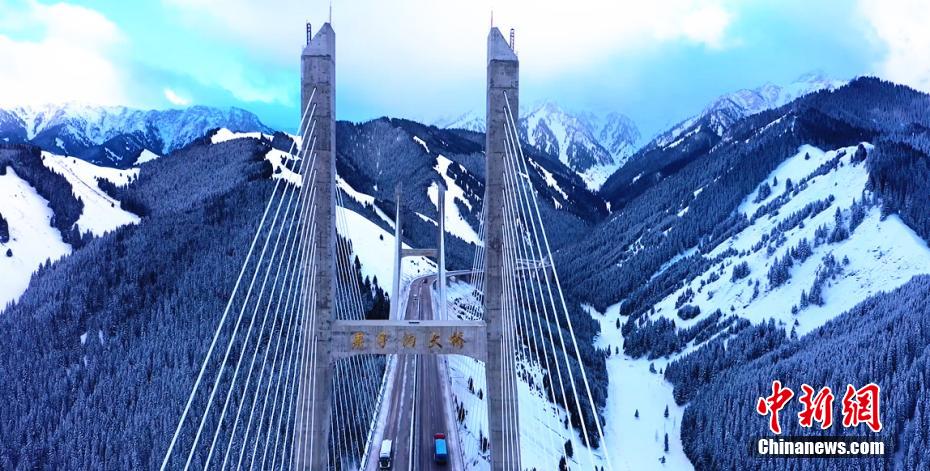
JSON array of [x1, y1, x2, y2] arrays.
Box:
[[0, 103, 272, 168], [436, 103, 640, 190]]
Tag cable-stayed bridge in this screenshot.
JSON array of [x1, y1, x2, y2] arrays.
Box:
[[159, 21, 611, 471]]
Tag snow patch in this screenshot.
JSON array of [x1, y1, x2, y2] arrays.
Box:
[[335, 206, 434, 292], [211, 128, 270, 144], [264, 148, 301, 187], [413, 135, 430, 153], [429, 155, 481, 245], [41, 152, 140, 236], [135, 149, 160, 165], [0, 168, 71, 311], [591, 303, 693, 471]]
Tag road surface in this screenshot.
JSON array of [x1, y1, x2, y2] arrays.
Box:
[[365, 275, 461, 470]]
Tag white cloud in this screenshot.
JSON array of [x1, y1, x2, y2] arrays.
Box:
[[163, 0, 736, 119], [0, 1, 129, 108], [859, 0, 930, 91], [165, 0, 735, 71], [163, 88, 191, 106]]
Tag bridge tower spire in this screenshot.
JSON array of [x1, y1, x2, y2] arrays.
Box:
[[485, 25, 521, 471], [297, 21, 336, 471]]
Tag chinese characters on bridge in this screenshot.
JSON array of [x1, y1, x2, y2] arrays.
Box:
[[756, 380, 882, 434], [349, 331, 468, 351]]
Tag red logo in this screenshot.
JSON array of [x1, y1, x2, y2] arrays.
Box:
[[756, 380, 794, 434], [758, 381, 881, 434], [797, 384, 834, 429], [841, 383, 882, 432]]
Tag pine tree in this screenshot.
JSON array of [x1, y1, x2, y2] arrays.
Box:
[[664, 405, 669, 418], [664, 433, 669, 452], [635, 409, 639, 419]]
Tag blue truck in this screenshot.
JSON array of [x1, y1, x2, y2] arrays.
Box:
[[433, 433, 448, 464]]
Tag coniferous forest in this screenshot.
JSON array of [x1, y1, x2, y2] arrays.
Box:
[[1, 77, 930, 470]]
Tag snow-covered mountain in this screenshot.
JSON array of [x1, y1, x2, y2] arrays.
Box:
[[590, 142, 930, 470], [435, 103, 640, 190], [520, 102, 639, 190], [600, 73, 847, 208], [0, 148, 140, 309], [559, 77, 930, 469], [433, 111, 486, 133], [654, 72, 846, 148], [0, 103, 272, 168]]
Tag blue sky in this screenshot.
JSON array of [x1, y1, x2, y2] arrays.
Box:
[[0, 0, 927, 139]]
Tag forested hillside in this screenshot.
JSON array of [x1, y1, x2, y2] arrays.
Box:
[[0, 137, 389, 468], [682, 275, 930, 470], [3, 76, 930, 470], [0, 113, 612, 467], [573, 78, 930, 469], [334, 117, 605, 270]]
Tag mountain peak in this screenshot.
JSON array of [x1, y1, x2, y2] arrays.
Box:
[[652, 72, 847, 148], [436, 102, 640, 190], [0, 103, 272, 167]]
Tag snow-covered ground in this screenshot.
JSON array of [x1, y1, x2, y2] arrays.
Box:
[[41, 152, 140, 236], [336, 175, 395, 228], [335, 207, 434, 292], [444, 280, 611, 470], [211, 128, 271, 144], [134, 149, 160, 165], [651, 144, 930, 337], [428, 155, 481, 245], [264, 148, 302, 187], [589, 143, 930, 470], [0, 168, 71, 310], [590, 304, 692, 471]]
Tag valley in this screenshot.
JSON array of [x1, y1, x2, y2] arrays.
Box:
[[1, 75, 930, 470]]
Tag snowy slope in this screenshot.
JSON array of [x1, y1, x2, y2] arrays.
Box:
[[434, 104, 640, 190], [337, 176, 395, 228], [336, 207, 435, 292], [41, 152, 140, 236], [134, 149, 160, 165], [522, 103, 638, 190], [591, 304, 692, 471], [444, 280, 611, 471], [592, 143, 930, 470], [651, 144, 930, 336], [0, 168, 71, 310], [428, 154, 481, 245], [434, 111, 486, 133], [334, 175, 435, 291], [654, 73, 845, 148]]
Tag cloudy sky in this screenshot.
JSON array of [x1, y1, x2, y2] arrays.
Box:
[[0, 0, 928, 138]]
